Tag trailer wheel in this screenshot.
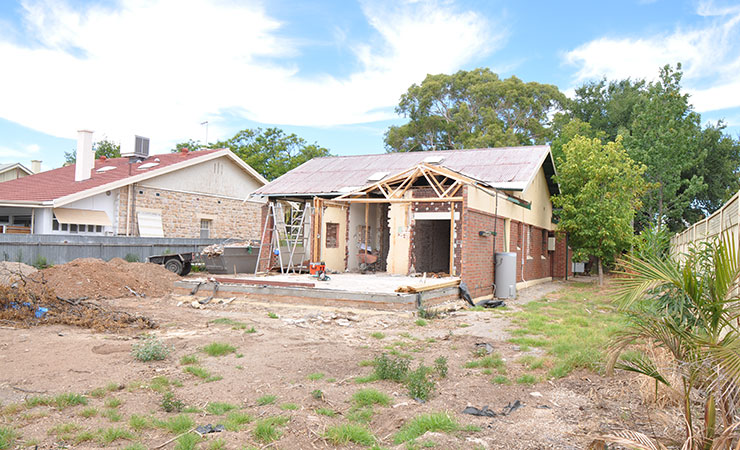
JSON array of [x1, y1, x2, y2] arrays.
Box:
[[181, 262, 192, 276], [164, 258, 184, 275]]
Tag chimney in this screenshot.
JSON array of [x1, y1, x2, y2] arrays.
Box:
[[30, 160, 41, 174], [75, 130, 94, 182]]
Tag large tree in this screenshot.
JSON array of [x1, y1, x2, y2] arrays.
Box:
[[552, 135, 646, 285], [64, 139, 121, 164], [177, 128, 331, 181], [384, 68, 566, 152]]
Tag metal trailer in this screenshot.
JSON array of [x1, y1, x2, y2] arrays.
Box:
[[147, 252, 193, 276]]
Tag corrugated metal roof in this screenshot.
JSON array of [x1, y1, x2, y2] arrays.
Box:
[[256, 146, 556, 196]]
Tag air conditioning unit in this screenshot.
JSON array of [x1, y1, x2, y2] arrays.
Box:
[[547, 236, 556, 251], [121, 135, 150, 159]]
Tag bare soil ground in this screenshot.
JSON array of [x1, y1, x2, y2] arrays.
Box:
[[0, 276, 664, 450]]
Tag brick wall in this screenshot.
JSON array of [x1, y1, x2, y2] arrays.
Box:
[[117, 184, 262, 239], [410, 189, 462, 275], [552, 231, 574, 279], [460, 206, 507, 299]]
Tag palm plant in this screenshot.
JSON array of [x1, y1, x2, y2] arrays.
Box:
[[606, 234, 740, 449]]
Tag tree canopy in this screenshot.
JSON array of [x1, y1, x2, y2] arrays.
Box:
[[384, 68, 566, 152], [552, 135, 647, 284], [173, 128, 331, 181], [64, 139, 121, 164]]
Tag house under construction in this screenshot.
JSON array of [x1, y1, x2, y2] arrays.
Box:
[[253, 146, 573, 302]]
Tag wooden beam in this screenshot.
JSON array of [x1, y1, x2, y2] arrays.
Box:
[[334, 197, 463, 203], [364, 202, 369, 265], [449, 202, 455, 276]]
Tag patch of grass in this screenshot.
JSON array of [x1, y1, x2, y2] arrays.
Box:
[[1, 403, 23, 416], [373, 354, 410, 382], [491, 375, 510, 385], [311, 389, 324, 400], [393, 412, 476, 444], [346, 406, 374, 423], [457, 323, 471, 328], [89, 387, 107, 398], [415, 319, 428, 327], [174, 433, 201, 450], [50, 422, 79, 439], [267, 312, 279, 319], [315, 407, 336, 417], [102, 408, 122, 422], [370, 332, 385, 339], [206, 402, 238, 415], [104, 397, 122, 408], [508, 282, 625, 378], [280, 403, 299, 410], [519, 355, 546, 370], [210, 317, 248, 329], [182, 406, 201, 413], [129, 414, 153, 431], [202, 342, 236, 357], [352, 389, 390, 407], [256, 394, 277, 406], [253, 416, 289, 443], [132, 335, 170, 362], [97, 427, 134, 445], [183, 366, 221, 382], [325, 423, 376, 446], [79, 407, 98, 418], [354, 373, 380, 384], [161, 391, 184, 413], [358, 359, 374, 367], [150, 376, 176, 393], [307, 372, 325, 381], [0, 427, 18, 450], [74, 431, 95, 444], [516, 374, 538, 385], [407, 365, 435, 401], [180, 354, 199, 365], [464, 354, 504, 369], [55, 393, 88, 409], [224, 411, 252, 431], [245, 326, 257, 334], [155, 414, 195, 434], [207, 438, 227, 450]]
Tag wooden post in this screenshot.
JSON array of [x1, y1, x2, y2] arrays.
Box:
[[364, 202, 369, 264], [449, 202, 455, 276]]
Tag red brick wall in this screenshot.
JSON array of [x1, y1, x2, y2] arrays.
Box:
[[460, 206, 507, 298], [552, 231, 574, 279]]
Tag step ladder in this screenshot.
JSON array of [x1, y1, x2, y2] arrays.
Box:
[[255, 201, 311, 275]]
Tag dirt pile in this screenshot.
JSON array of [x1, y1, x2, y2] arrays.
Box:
[[29, 257, 180, 299], [0, 261, 37, 286]]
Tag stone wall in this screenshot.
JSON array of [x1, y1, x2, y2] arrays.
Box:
[[116, 184, 262, 239]]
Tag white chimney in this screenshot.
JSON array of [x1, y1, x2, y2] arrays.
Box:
[[75, 130, 94, 182], [31, 160, 41, 174]]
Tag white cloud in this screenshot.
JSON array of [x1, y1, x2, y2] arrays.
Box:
[[563, 1, 740, 113], [0, 0, 498, 150]]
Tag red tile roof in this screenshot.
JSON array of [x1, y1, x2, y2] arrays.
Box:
[[0, 149, 223, 204]]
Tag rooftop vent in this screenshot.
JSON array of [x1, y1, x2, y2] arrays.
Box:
[[423, 155, 445, 164], [96, 166, 116, 173], [367, 171, 389, 182], [138, 162, 159, 170]]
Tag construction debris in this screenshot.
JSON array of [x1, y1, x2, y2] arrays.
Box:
[[0, 261, 37, 286], [462, 400, 523, 418], [395, 278, 460, 293]]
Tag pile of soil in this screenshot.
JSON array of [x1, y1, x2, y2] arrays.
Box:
[[0, 261, 37, 286], [30, 258, 179, 299]]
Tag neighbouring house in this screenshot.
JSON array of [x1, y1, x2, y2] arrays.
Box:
[[0, 161, 39, 182], [255, 146, 572, 300], [0, 130, 267, 238]]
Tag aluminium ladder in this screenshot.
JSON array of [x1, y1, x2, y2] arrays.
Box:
[[255, 201, 311, 275]]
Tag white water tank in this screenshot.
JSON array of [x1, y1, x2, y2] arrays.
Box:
[[494, 252, 517, 299]]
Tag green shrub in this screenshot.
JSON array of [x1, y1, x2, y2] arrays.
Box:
[[124, 253, 140, 263], [373, 354, 409, 382], [434, 357, 448, 378], [132, 335, 170, 362], [407, 365, 435, 401], [161, 392, 184, 413], [32, 255, 50, 269]]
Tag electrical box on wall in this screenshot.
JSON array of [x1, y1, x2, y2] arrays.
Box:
[[547, 236, 556, 251]]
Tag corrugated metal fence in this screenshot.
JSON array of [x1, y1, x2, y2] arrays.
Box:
[[0, 234, 226, 266], [670, 191, 740, 260]]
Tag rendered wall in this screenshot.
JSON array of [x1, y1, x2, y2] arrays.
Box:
[[143, 155, 262, 198], [386, 202, 412, 275], [320, 204, 348, 272], [347, 203, 382, 271]]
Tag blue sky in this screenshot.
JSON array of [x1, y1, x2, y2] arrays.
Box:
[[1, 0, 739, 171]]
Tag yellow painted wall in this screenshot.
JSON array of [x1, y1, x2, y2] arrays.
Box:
[[320, 204, 348, 272], [385, 201, 411, 275], [467, 167, 554, 230], [0, 168, 27, 183]]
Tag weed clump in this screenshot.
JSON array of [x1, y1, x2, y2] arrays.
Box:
[[253, 416, 289, 443], [373, 354, 410, 382], [202, 342, 236, 357], [407, 365, 436, 401], [161, 392, 184, 413], [325, 423, 376, 446], [434, 356, 448, 378], [132, 335, 170, 362]]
